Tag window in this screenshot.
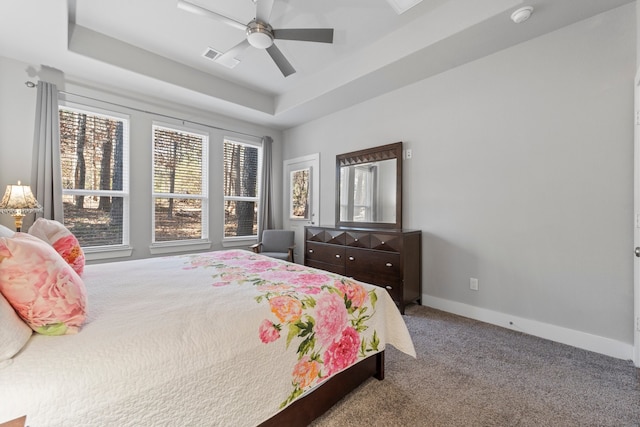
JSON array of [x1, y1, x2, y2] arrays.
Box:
[[223, 138, 261, 239], [152, 125, 208, 244], [59, 105, 129, 249]]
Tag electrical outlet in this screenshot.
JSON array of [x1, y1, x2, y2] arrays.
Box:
[[470, 277, 479, 291], [405, 149, 412, 159]]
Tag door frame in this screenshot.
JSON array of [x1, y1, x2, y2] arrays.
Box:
[[283, 153, 320, 263], [633, 67, 640, 367]]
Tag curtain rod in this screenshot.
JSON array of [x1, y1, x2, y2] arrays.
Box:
[[24, 80, 264, 140]]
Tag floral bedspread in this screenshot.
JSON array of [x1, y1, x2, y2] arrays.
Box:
[[183, 249, 407, 408], [0, 249, 415, 427]]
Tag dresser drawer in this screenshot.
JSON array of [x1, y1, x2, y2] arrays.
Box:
[[305, 228, 346, 245], [377, 280, 403, 303], [306, 259, 346, 276], [345, 248, 401, 277], [305, 242, 346, 266], [350, 271, 402, 302], [369, 233, 404, 252], [345, 231, 370, 248]]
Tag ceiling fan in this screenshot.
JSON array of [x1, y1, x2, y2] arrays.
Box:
[[177, 0, 334, 77]]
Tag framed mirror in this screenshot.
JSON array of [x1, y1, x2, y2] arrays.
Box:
[[335, 142, 402, 229]]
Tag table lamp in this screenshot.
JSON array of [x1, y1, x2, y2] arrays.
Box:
[[0, 181, 43, 232]]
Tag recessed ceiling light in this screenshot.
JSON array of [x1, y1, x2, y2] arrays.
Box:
[[511, 6, 534, 24]]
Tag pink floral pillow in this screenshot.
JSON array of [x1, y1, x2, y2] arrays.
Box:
[[28, 218, 85, 275], [0, 233, 87, 336]]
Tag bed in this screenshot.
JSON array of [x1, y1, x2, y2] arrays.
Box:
[[0, 248, 415, 426]]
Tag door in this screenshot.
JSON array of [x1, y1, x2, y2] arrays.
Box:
[[284, 154, 320, 263], [634, 67, 640, 367]]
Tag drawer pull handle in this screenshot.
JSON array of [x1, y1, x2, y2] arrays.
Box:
[[335, 254, 341, 258], [385, 285, 393, 290], [354, 238, 358, 242], [381, 241, 385, 245], [308, 249, 314, 253], [385, 263, 393, 267], [348, 256, 354, 261]]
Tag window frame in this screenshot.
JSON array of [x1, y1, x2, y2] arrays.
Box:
[[222, 136, 263, 243], [150, 122, 210, 254], [58, 101, 132, 260]]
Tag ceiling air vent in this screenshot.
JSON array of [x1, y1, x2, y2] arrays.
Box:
[[203, 47, 221, 61]]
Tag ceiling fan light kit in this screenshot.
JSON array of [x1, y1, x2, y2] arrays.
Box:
[[511, 6, 534, 24], [247, 20, 274, 49], [178, 0, 334, 77]]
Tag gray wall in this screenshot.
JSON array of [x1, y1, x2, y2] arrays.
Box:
[[0, 56, 284, 260], [283, 5, 636, 345]]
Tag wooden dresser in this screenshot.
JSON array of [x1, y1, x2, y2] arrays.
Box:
[[304, 226, 421, 314]]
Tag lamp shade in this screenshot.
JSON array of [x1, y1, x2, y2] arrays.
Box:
[[0, 182, 43, 214]]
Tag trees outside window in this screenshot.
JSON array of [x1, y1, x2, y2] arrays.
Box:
[[152, 125, 208, 243], [59, 105, 129, 248], [60, 106, 258, 250], [223, 138, 261, 238]]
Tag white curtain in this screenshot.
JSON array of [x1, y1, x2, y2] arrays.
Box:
[[30, 81, 63, 225], [258, 136, 274, 239]]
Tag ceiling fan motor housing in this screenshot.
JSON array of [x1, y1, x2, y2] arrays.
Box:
[[246, 20, 274, 49]]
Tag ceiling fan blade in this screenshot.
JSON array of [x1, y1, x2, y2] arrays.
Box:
[[255, 0, 275, 23], [272, 28, 334, 44], [216, 39, 251, 68], [266, 44, 295, 77], [177, 0, 247, 31]]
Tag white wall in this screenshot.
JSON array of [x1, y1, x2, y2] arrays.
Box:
[[283, 5, 636, 355], [0, 55, 283, 260], [0, 58, 37, 208]]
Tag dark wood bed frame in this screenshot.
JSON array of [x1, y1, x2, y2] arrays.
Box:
[[259, 351, 385, 426]]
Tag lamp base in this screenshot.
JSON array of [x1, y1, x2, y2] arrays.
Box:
[[12, 214, 25, 232]]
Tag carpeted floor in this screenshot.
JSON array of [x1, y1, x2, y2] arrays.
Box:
[[311, 305, 640, 426]]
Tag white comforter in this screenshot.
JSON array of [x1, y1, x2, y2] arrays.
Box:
[[0, 250, 415, 426]]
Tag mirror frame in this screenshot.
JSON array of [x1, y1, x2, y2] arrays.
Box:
[[335, 142, 403, 229]]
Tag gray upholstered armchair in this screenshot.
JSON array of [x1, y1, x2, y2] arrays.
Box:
[[250, 229, 295, 262]]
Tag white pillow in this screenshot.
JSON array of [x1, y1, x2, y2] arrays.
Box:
[[0, 291, 32, 366], [0, 224, 14, 238]]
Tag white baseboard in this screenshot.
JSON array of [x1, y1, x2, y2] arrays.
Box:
[[421, 295, 634, 362]]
